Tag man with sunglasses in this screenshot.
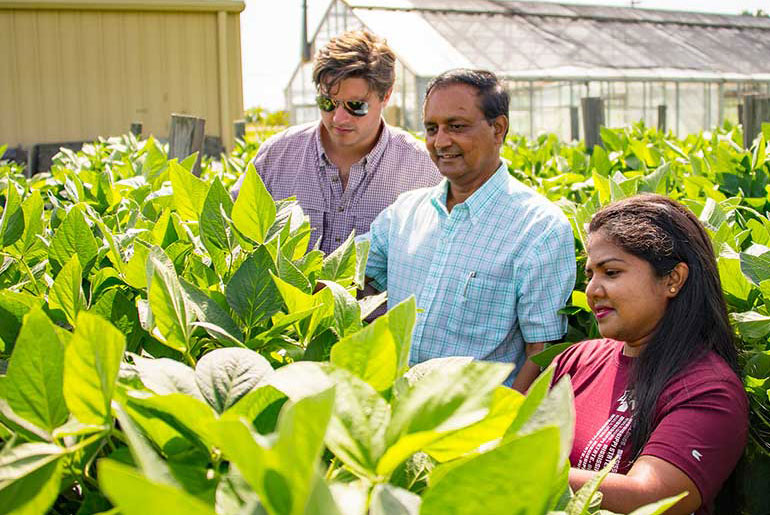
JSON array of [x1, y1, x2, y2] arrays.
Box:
[[231, 29, 440, 255]]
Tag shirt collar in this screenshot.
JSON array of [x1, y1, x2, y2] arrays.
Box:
[[430, 161, 508, 224], [313, 120, 390, 172]]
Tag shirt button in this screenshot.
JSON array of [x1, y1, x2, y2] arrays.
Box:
[[337, 206, 344, 212], [335, 237, 341, 243], [332, 177, 339, 183]]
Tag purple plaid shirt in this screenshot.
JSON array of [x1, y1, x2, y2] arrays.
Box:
[[232, 121, 441, 254]]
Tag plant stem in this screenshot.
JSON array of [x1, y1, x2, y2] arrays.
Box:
[[325, 456, 338, 481]]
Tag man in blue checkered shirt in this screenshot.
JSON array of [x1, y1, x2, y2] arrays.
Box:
[[359, 69, 576, 391]]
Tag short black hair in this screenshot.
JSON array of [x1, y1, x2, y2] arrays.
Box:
[[424, 69, 510, 137]]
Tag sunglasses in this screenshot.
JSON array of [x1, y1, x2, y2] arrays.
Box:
[[316, 94, 370, 117]]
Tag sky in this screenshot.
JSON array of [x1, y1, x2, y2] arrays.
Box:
[[240, 0, 770, 110]]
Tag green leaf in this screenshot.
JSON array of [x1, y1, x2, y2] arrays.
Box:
[[379, 360, 512, 476], [421, 427, 561, 515], [4, 308, 68, 433], [531, 342, 575, 368], [324, 368, 390, 478], [13, 190, 44, 255], [199, 177, 234, 253], [600, 127, 623, 152], [330, 297, 416, 392], [179, 278, 244, 344], [48, 205, 98, 274], [640, 162, 671, 194], [0, 291, 41, 352], [0, 456, 62, 515], [320, 280, 362, 338], [512, 375, 575, 466], [0, 182, 24, 248], [276, 246, 312, 293], [423, 386, 524, 463], [112, 403, 179, 488], [232, 163, 276, 244], [130, 354, 202, 400], [505, 365, 555, 437], [63, 312, 126, 425], [213, 388, 335, 515], [731, 311, 770, 339], [126, 393, 217, 451], [98, 459, 216, 515], [370, 484, 421, 515], [320, 232, 357, 285], [169, 161, 208, 222], [0, 442, 62, 482], [195, 348, 274, 414], [147, 246, 194, 352], [718, 255, 753, 303], [48, 254, 85, 326], [590, 146, 611, 176], [740, 245, 770, 286], [226, 246, 283, 328], [221, 384, 287, 431], [565, 459, 616, 515], [124, 241, 150, 289]]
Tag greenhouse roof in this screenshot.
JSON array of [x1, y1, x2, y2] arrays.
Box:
[[345, 0, 770, 81]]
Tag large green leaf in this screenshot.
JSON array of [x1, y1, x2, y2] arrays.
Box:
[[194, 348, 274, 414], [231, 163, 276, 244], [179, 278, 244, 344], [126, 393, 217, 452], [98, 459, 216, 515], [63, 312, 126, 425], [225, 246, 283, 328], [199, 177, 234, 254], [319, 232, 357, 286], [330, 296, 415, 392], [48, 254, 85, 326], [0, 182, 24, 249], [169, 161, 208, 222], [4, 308, 68, 433], [378, 360, 512, 476], [0, 456, 62, 515], [130, 355, 202, 400], [0, 291, 42, 354], [146, 246, 194, 353], [213, 388, 335, 515], [421, 427, 561, 515], [48, 205, 98, 274], [370, 484, 421, 515], [740, 245, 770, 286], [320, 280, 362, 338], [731, 311, 770, 340], [12, 190, 44, 255], [324, 367, 390, 478]]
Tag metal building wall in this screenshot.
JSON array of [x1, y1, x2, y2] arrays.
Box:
[[0, 1, 244, 150]]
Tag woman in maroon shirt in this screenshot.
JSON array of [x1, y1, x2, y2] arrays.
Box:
[[553, 195, 748, 515]]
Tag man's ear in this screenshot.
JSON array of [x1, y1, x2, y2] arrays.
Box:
[[492, 115, 508, 144], [666, 262, 689, 298], [382, 87, 393, 106]]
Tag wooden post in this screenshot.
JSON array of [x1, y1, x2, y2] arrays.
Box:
[[233, 119, 246, 141], [742, 94, 770, 149], [169, 114, 206, 176], [581, 97, 604, 152], [570, 106, 580, 141], [657, 105, 667, 133], [130, 122, 142, 137], [27, 145, 38, 178]]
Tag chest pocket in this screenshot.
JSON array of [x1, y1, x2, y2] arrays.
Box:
[[448, 270, 516, 347]]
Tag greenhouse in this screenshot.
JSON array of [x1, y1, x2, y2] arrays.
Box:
[[286, 0, 770, 140]]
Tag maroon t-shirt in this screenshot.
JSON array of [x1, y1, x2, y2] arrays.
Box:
[[553, 338, 748, 515]]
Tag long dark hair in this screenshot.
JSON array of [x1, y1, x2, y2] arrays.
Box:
[[588, 194, 738, 458]]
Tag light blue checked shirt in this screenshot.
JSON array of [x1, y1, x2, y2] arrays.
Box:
[[361, 163, 575, 382]]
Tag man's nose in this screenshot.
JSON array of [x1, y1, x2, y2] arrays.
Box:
[[434, 127, 451, 148], [332, 104, 351, 123]]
